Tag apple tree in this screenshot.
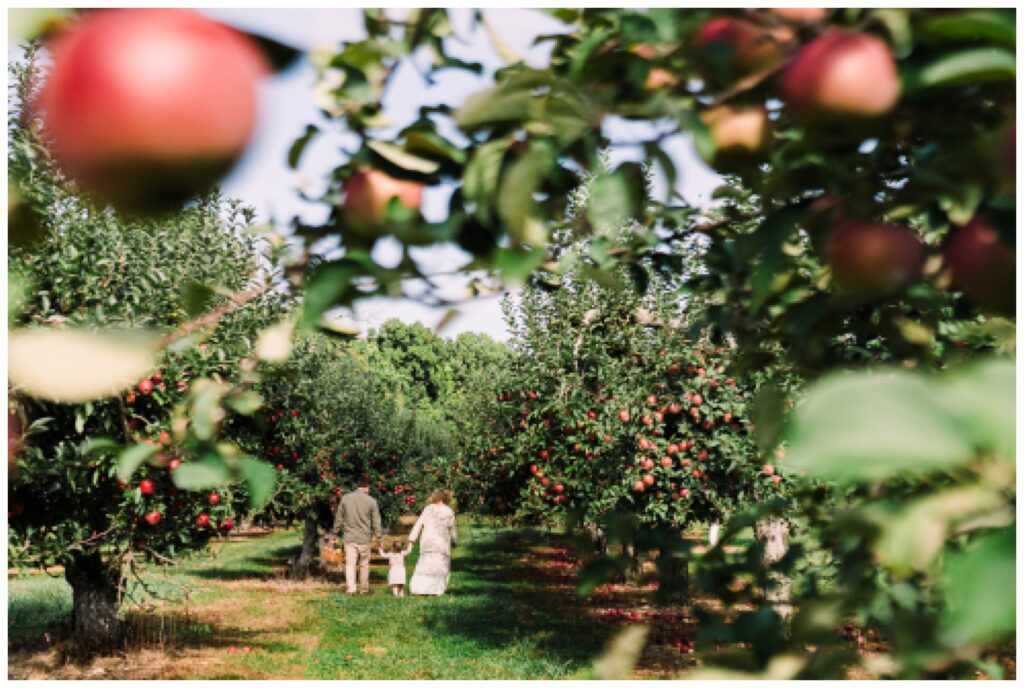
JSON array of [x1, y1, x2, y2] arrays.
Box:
[[8, 51, 290, 648]]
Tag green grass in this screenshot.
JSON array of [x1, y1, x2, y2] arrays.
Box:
[[306, 525, 613, 679], [8, 529, 304, 638], [9, 524, 621, 679]]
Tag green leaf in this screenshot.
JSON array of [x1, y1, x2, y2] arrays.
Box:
[[299, 260, 362, 331], [941, 527, 1016, 647], [498, 143, 554, 246], [917, 47, 1015, 88], [9, 328, 157, 404], [225, 391, 263, 416], [81, 437, 120, 455], [288, 124, 319, 169], [455, 82, 535, 130], [172, 455, 232, 491], [181, 282, 218, 318], [190, 381, 228, 441], [239, 456, 278, 510], [871, 486, 1007, 577], [367, 139, 441, 174], [255, 318, 296, 363], [116, 443, 161, 482], [462, 136, 513, 221], [495, 247, 547, 284], [592, 625, 649, 681], [587, 165, 644, 232], [938, 358, 1015, 461], [922, 10, 1015, 47], [785, 369, 975, 482]]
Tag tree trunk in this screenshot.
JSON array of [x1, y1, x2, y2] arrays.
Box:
[[755, 515, 793, 619], [708, 522, 721, 547], [65, 552, 121, 651], [290, 515, 319, 579], [583, 522, 607, 554]]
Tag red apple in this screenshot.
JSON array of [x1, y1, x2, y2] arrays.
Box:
[[529, 464, 539, 475], [168, 457, 181, 472], [139, 479, 155, 495], [540, 477, 551, 487], [208, 491, 221, 505], [342, 169, 423, 237], [945, 216, 1015, 314], [196, 513, 211, 527], [138, 378, 154, 395], [691, 394, 703, 406], [158, 430, 171, 445], [220, 518, 234, 531], [697, 450, 710, 462], [762, 463, 775, 476], [618, 410, 631, 423], [642, 474, 655, 487], [770, 7, 827, 22], [37, 9, 267, 211], [667, 444, 679, 454], [771, 475, 783, 485], [553, 483, 565, 494], [781, 30, 900, 121], [660, 456, 674, 468], [538, 449, 550, 460], [144, 510, 161, 526], [725, 379, 737, 387], [695, 17, 792, 77], [702, 105, 772, 161], [827, 220, 924, 297], [634, 480, 646, 493], [723, 413, 733, 423], [679, 488, 690, 498]]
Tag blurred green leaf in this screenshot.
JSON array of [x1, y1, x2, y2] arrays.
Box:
[[495, 247, 547, 284], [498, 143, 554, 246], [172, 454, 232, 491], [9, 328, 157, 404], [367, 139, 441, 174], [181, 282, 218, 318], [190, 382, 228, 441], [916, 47, 1015, 88], [785, 370, 974, 482], [299, 260, 362, 330], [287, 124, 319, 169], [225, 391, 263, 416], [239, 456, 277, 509], [592, 625, 649, 680], [941, 526, 1016, 647], [116, 443, 161, 482], [921, 10, 1015, 47], [463, 136, 512, 221], [937, 358, 1015, 461], [871, 486, 1007, 577]]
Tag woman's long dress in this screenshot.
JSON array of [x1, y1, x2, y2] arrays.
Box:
[[408, 503, 457, 596]]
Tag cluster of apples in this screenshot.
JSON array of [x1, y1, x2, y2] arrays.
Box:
[[687, 10, 1014, 311]]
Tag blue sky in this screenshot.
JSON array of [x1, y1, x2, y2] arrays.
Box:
[[203, 8, 723, 341]]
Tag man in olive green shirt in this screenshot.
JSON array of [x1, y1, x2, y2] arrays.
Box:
[[332, 478, 382, 595]]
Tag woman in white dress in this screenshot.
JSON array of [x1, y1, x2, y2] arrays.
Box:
[[407, 490, 458, 596]]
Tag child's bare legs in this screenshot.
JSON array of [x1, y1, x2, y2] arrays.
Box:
[[390, 584, 404, 597]]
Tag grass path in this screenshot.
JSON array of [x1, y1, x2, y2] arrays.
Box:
[[8, 523, 620, 679]]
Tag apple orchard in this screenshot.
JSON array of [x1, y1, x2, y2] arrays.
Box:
[[7, 7, 1016, 680]]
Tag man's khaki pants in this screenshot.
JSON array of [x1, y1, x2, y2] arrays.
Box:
[[344, 542, 371, 594]]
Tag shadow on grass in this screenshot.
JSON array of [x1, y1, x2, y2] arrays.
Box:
[[419, 527, 614, 669]]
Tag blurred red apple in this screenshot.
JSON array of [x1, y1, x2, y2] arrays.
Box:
[[342, 169, 423, 237], [945, 216, 1015, 314], [701, 105, 771, 158], [37, 9, 267, 212], [827, 220, 924, 297], [781, 30, 899, 120], [695, 17, 792, 78]]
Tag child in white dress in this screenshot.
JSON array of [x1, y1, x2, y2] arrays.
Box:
[[379, 540, 413, 597]]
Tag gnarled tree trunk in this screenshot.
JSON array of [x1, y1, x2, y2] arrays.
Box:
[[289, 515, 319, 579], [755, 515, 792, 619], [65, 552, 121, 650]]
